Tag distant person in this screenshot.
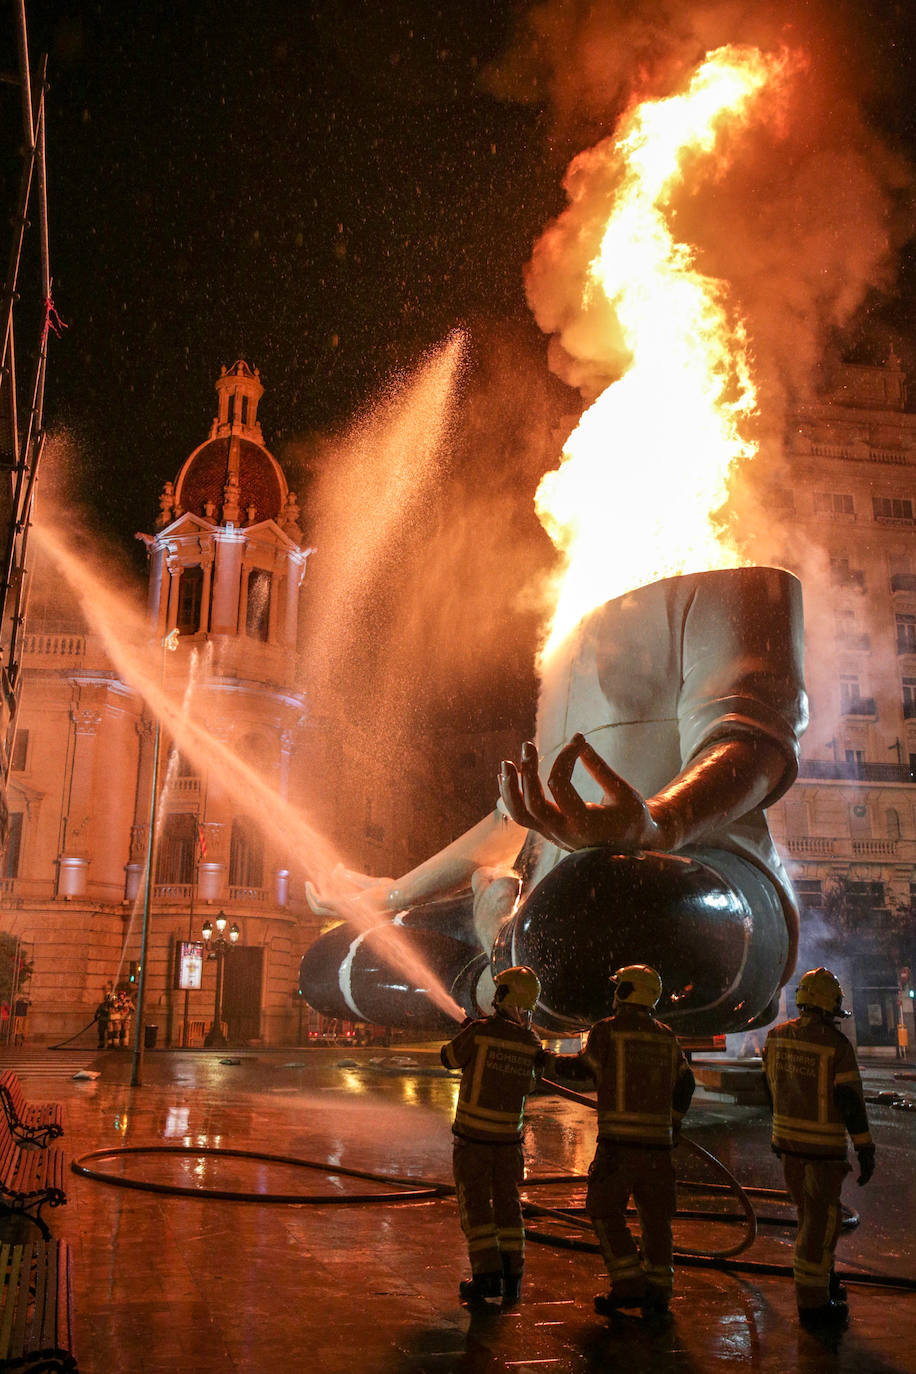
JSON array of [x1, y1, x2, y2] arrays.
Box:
[[94, 992, 113, 1050], [441, 966, 547, 1307], [12, 995, 30, 1047], [550, 964, 695, 1319], [763, 967, 875, 1331]]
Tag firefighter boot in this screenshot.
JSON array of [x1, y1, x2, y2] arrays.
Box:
[[829, 1270, 848, 1303], [459, 1273, 502, 1307], [594, 1278, 648, 1316], [641, 1285, 671, 1320], [501, 1256, 522, 1307], [799, 1300, 849, 1332]]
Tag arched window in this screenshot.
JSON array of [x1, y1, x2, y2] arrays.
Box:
[[246, 570, 271, 641], [156, 813, 197, 885], [886, 808, 902, 840], [230, 817, 263, 889]]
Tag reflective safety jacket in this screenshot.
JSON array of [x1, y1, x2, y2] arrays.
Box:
[[441, 1013, 544, 1143], [560, 1005, 695, 1147], [763, 1013, 873, 1160]]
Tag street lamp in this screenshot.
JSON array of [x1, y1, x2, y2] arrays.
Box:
[[202, 912, 239, 1048], [130, 625, 181, 1088]]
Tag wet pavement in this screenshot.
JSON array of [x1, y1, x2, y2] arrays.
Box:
[[0, 1042, 914, 1373]]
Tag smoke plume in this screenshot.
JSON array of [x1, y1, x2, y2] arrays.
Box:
[[488, 0, 912, 429]]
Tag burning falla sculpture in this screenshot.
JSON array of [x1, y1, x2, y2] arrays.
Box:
[[301, 564, 808, 1036]]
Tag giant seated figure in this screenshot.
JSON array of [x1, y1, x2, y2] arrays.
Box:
[[301, 565, 807, 1036]]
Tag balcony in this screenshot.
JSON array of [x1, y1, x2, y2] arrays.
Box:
[[153, 883, 194, 902], [832, 569, 866, 591], [891, 573, 916, 594], [840, 697, 877, 719], [785, 836, 836, 857], [836, 632, 871, 651], [228, 886, 269, 905], [851, 839, 898, 859], [798, 760, 913, 783]]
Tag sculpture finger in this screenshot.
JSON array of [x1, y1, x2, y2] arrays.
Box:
[[498, 761, 538, 829], [547, 734, 591, 821], [519, 741, 563, 832]]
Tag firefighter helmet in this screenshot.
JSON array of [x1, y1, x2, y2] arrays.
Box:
[[796, 967, 847, 1017], [612, 964, 662, 1008], [494, 966, 541, 1013]]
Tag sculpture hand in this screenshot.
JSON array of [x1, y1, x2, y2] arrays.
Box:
[[499, 734, 671, 852]]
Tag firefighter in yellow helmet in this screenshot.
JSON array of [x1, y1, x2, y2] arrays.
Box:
[[440, 966, 547, 1307], [551, 964, 695, 1318], [763, 967, 875, 1330]]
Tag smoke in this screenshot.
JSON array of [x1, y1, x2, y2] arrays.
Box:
[[487, 0, 913, 456]]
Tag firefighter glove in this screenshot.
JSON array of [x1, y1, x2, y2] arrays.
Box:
[[855, 1145, 876, 1186]]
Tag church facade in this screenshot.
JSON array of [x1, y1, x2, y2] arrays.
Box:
[[1, 362, 318, 1046]]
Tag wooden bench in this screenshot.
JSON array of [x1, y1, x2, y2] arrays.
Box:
[[0, 1112, 66, 1240], [0, 1238, 77, 1371], [0, 1072, 64, 1148]]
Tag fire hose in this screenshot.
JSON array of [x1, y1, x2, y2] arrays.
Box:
[[69, 1071, 916, 1293]]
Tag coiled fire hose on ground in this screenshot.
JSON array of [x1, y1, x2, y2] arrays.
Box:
[[69, 1069, 916, 1293]]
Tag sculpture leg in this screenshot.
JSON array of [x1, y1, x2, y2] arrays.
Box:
[[299, 847, 789, 1035], [492, 847, 788, 1035]]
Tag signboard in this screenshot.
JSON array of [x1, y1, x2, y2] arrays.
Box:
[[175, 941, 204, 991]]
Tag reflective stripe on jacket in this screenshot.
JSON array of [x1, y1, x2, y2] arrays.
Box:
[[763, 1013, 873, 1159], [442, 1013, 543, 1143], [577, 1006, 693, 1147]]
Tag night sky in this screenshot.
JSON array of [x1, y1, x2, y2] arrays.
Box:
[[26, 2, 566, 541], [13, 1, 916, 743]]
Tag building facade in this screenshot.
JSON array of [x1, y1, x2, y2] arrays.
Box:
[[767, 354, 916, 1049], [1, 362, 318, 1045]]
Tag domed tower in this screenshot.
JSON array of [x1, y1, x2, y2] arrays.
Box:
[[132, 363, 314, 1046], [144, 360, 308, 644]]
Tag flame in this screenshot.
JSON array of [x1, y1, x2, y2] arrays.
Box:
[[536, 45, 801, 660]]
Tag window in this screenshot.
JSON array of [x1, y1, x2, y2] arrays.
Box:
[[241, 396, 249, 425], [814, 492, 854, 517], [840, 677, 862, 713], [229, 817, 263, 889], [3, 813, 23, 878], [873, 495, 914, 522], [886, 808, 902, 840], [897, 615, 916, 654], [9, 730, 28, 772], [167, 748, 196, 778], [845, 880, 885, 910], [176, 566, 203, 635], [904, 678, 916, 719], [794, 878, 823, 910], [246, 569, 271, 641], [844, 748, 865, 764], [155, 814, 197, 886]]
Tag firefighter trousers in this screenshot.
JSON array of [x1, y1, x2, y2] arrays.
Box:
[[452, 1137, 525, 1278], [585, 1140, 677, 1296], [781, 1154, 850, 1310]]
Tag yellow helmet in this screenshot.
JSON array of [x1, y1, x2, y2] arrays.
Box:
[[494, 966, 541, 1013], [796, 967, 847, 1017], [612, 964, 662, 1008]]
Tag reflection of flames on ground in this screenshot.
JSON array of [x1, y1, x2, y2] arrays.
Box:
[[532, 45, 804, 658]]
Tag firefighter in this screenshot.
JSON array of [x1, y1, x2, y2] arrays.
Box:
[[763, 967, 875, 1330], [552, 964, 695, 1318], [441, 966, 546, 1307]]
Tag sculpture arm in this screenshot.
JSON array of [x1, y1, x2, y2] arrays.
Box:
[[499, 732, 786, 852], [306, 808, 526, 919]]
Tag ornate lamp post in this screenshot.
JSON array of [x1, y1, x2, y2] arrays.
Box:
[[202, 912, 239, 1048]]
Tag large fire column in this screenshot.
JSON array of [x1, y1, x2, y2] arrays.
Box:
[[0, 4, 52, 855]]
